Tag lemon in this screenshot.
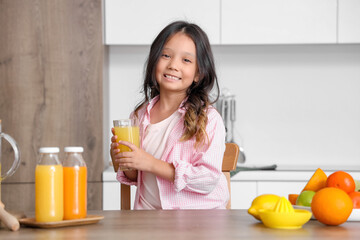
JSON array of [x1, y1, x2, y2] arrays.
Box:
[[248, 194, 281, 220]]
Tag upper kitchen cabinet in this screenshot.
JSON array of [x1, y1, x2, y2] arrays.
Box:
[[221, 0, 337, 44], [104, 0, 220, 45], [338, 0, 360, 43]]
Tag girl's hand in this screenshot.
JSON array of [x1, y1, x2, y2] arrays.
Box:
[[114, 140, 156, 172]]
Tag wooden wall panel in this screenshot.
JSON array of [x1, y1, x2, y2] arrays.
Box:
[[0, 0, 103, 210]]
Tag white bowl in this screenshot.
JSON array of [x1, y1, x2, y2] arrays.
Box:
[[293, 205, 360, 221]]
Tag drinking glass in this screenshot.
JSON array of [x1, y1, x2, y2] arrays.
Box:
[[113, 119, 140, 171]]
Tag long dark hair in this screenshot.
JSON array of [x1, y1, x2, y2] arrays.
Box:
[[135, 21, 219, 146]]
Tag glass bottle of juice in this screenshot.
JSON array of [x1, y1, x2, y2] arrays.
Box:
[[63, 146, 87, 220], [35, 147, 63, 222]]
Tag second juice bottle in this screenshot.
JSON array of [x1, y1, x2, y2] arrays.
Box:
[[63, 147, 87, 220]]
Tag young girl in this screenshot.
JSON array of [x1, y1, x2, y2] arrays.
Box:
[[110, 21, 228, 209]]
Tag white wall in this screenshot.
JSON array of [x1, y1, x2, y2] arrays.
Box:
[[104, 44, 360, 168]]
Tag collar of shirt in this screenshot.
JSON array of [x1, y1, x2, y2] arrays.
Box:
[[143, 95, 187, 126]]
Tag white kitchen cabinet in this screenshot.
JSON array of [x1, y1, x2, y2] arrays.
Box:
[[338, 0, 360, 43], [230, 181, 257, 209], [103, 181, 120, 210], [102, 168, 137, 210], [104, 0, 359, 45], [104, 0, 220, 45], [103, 181, 137, 210], [230, 181, 305, 209], [221, 0, 337, 44]]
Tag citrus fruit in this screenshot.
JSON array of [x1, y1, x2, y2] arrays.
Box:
[[296, 190, 315, 207], [326, 171, 355, 193], [248, 194, 280, 221], [348, 191, 360, 208], [311, 187, 353, 226], [302, 168, 327, 192], [288, 194, 299, 205]]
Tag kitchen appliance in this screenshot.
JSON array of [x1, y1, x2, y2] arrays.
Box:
[[215, 89, 246, 163]]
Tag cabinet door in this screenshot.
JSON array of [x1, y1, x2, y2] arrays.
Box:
[[103, 182, 120, 210], [221, 0, 337, 44], [105, 0, 220, 44], [338, 0, 360, 43], [257, 181, 305, 198], [230, 181, 257, 209], [103, 182, 137, 210]]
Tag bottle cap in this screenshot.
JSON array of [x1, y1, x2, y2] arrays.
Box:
[[64, 146, 84, 153], [39, 147, 60, 153]]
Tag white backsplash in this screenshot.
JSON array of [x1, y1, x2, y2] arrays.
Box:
[[103, 44, 360, 168]]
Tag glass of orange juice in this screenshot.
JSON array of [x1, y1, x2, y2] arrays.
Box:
[[113, 119, 140, 171]]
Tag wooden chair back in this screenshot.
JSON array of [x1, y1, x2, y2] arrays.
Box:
[[222, 142, 239, 209], [119, 142, 239, 210]]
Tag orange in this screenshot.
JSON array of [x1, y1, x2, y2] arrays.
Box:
[[302, 168, 327, 192], [326, 171, 355, 193], [348, 191, 360, 209], [288, 194, 299, 205], [311, 187, 353, 226]]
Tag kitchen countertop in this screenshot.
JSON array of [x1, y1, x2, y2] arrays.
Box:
[[231, 164, 360, 181], [3, 210, 360, 239], [103, 165, 360, 182]]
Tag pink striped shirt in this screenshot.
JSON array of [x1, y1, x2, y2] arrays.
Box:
[[117, 96, 229, 209]]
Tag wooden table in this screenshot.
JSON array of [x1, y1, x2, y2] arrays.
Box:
[[1, 210, 359, 239]]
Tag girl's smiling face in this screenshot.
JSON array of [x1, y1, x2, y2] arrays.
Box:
[[155, 32, 198, 97]]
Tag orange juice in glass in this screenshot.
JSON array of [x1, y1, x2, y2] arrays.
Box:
[[113, 119, 140, 171]]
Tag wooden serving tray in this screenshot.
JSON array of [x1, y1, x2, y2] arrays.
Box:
[[19, 215, 104, 228]]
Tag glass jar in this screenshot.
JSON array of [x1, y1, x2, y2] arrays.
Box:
[[63, 146, 87, 219], [35, 147, 63, 222]]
